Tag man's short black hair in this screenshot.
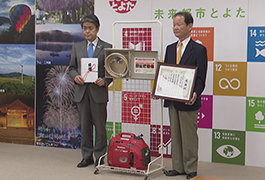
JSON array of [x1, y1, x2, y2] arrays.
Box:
[[81, 14, 100, 30], [173, 11, 193, 26]]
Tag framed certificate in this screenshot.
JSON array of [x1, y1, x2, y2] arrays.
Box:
[[81, 58, 98, 83], [152, 62, 197, 102]]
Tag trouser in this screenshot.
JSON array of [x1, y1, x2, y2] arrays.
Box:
[[168, 103, 199, 174], [77, 85, 107, 160]]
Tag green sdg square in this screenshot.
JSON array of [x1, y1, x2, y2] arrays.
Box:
[[212, 129, 245, 165], [106, 122, 122, 150], [246, 97, 265, 132]]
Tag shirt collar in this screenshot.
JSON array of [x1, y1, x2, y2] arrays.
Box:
[[87, 37, 98, 47], [178, 36, 191, 48]]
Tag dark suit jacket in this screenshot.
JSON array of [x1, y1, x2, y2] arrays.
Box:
[[164, 39, 208, 111], [68, 38, 112, 103]]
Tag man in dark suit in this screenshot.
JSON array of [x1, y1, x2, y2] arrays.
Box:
[[68, 14, 112, 168], [163, 12, 208, 179]]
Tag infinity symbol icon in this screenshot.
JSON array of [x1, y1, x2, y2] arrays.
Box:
[[219, 78, 241, 90]]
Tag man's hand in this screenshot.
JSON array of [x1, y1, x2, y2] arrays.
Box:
[[74, 75, 85, 85], [185, 92, 197, 106], [151, 95, 160, 100], [95, 77, 105, 86]]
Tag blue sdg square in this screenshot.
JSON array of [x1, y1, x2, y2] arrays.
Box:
[[247, 27, 265, 62]]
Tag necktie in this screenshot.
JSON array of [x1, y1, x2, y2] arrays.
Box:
[[176, 41, 183, 64], [87, 42, 94, 58]]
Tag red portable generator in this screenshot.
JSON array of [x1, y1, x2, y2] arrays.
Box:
[[108, 132, 150, 170]]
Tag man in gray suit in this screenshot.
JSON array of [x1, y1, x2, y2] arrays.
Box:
[[69, 14, 112, 167]]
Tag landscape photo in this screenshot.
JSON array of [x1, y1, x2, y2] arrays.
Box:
[[36, 24, 84, 66], [0, 44, 35, 95]]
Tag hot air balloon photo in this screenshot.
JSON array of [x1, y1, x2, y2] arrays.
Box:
[[9, 4, 31, 33], [0, 2, 34, 44]]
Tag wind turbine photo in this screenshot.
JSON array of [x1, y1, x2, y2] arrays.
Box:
[[20, 61, 26, 83]]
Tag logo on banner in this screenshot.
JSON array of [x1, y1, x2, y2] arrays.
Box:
[[219, 78, 241, 90], [106, 122, 122, 151], [254, 111, 265, 129], [131, 105, 142, 121], [109, 0, 137, 14], [255, 41, 265, 58], [246, 97, 265, 132], [191, 27, 214, 61], [150, 125, 172, 158], [213, 62, 247, 96], [247, 27, 265, 62], [122, 91, 150, 124], [216, 145, 241, 159], [197, 95, 212, 129], [122, 28, 152, 51], [212, 129, 245, 165]]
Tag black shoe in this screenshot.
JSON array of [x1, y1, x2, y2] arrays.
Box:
[[186, 172, 197, 179], [164, 170, 185, 176], [95, 157, 104, 167], [77, 158, 94, 168]]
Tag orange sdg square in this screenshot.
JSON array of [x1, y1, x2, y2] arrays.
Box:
[[213, 62, 247, 96], [191, 27, 214, 61]]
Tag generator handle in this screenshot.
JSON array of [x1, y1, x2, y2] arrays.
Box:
[[117, 132, 136, 139]]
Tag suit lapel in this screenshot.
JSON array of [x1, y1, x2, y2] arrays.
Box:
[[180, 40, 193, 65], [93, 38, 104, 57], [168, 42, 178, 64], [80, 40, 88, 57]]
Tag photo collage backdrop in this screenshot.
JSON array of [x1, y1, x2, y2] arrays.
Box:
[[0, 0, 35, 145]]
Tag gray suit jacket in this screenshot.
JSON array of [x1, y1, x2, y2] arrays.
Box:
[[68, 38, 112, 103]]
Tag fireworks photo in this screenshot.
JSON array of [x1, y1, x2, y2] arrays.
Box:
[[36, 65, 81, 149]]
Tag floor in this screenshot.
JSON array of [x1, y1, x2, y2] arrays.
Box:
[[0, 142, 264, 180]]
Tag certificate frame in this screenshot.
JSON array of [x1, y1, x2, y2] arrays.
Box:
[[152, 62, 197, 102]]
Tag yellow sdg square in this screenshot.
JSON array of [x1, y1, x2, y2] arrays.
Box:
[[213, 62, 247, 96], [108, 78, 122, 91]]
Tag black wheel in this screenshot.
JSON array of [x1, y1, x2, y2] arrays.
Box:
[[144, 176, 148, 180], [94, 169, 99, 174]]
